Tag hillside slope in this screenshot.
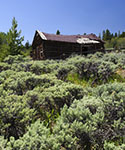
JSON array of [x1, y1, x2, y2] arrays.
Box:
[[0, 52, 125, 150]]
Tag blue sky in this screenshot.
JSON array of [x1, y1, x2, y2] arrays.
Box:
[[0, 0, 125, 43]]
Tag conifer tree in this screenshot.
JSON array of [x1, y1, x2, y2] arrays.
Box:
[[102, 30, 106, 41], [7, 17, 24, 55], [98, 33, 101, 39], [114, 32, 118, 37], [25, 40, 30, 49], [56, 30, 60, 35], [105, 29, 111, 40]]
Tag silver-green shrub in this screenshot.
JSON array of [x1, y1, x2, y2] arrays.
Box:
[[0, 94, 35, 139]]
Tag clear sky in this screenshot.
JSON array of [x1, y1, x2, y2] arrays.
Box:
[[0, 0, 125, 44]]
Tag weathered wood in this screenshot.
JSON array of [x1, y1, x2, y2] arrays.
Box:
[[31, 31, 105, 60]]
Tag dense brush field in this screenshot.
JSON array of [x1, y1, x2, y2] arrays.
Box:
[[0, 52, 125, 150]]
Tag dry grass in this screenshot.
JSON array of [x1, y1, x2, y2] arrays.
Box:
[[116, 69, 125, 78]]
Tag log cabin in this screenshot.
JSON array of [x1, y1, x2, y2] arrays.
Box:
[[31, 30, 105, 60]]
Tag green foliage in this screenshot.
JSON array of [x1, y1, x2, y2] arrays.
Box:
[[105, 37, 125, 49], [0, 62, 11, 73], [0, 44, 10, 61], [101, 29, 125, 50], [53, 97, 104, 149], [87, 52, 125, 70], [21, 40, 32, 57], [56, 64, 75, 80], [119, 31, 125, 38], [104, 141, 125, 150], [0, 53, 124, 149], [3, 54, 31, 64], [91, 83, 125, 148], [67, 73, 90, 87], [7, 120, 55, 150], [102, 29, 125, 41], [0, 32, 7, 45], [0, 94, 35, 139], [5, 96, 104, 150], [25, 82, 86, 127], [56, 30, 60, 35], [0, 136, 8, 150], [7, 17, 24, 55], [30, 60, 56, 75], [0, 18, 31, 61], [0, 32, 9, 61], [102, 29, 112, 41], [2, 72, 59, 95], [64, 54, 117, 85], [25, 40, 30, 49]]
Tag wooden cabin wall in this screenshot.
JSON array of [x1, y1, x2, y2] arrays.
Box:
[[43, 41, 104, 59], [43, 41, 81, 59], [32, 33, 45, 60], [81, 43, 104, 55]]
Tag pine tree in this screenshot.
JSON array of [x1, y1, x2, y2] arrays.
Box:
[[25, 40, 30, 49], [114, 32, 118, 37], [119, 31, 125, 38], [98, 33, 101, 39], [102, 30, 106, 41], [7, 17, 24, 55], [56, 30, 60, 35], [105, 29, 111, 41], [118, 30, 120, 37]]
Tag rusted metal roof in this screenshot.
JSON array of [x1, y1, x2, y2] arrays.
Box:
[[77, 38, 100, 44], [37, 30, 104, 44]]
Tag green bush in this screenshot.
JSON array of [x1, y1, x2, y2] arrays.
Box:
[[92, 83, 125, 148], [104, 141, 125, 150], [3, 55, 31, 64], [30, 60, 59, 75], [0, 62, 11, 73], [2, 72, 60, 95], [0, 94, 35, 139], [25, 82, 87, 125], [53, 96, 104, 149], [0, 136, 8, 150], [7, 120, 58, 150], [0, 53, 124, 149], [6, 96, 104, 150]]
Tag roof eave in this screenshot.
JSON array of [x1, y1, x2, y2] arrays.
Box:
[[37, 30, 47, 40]]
